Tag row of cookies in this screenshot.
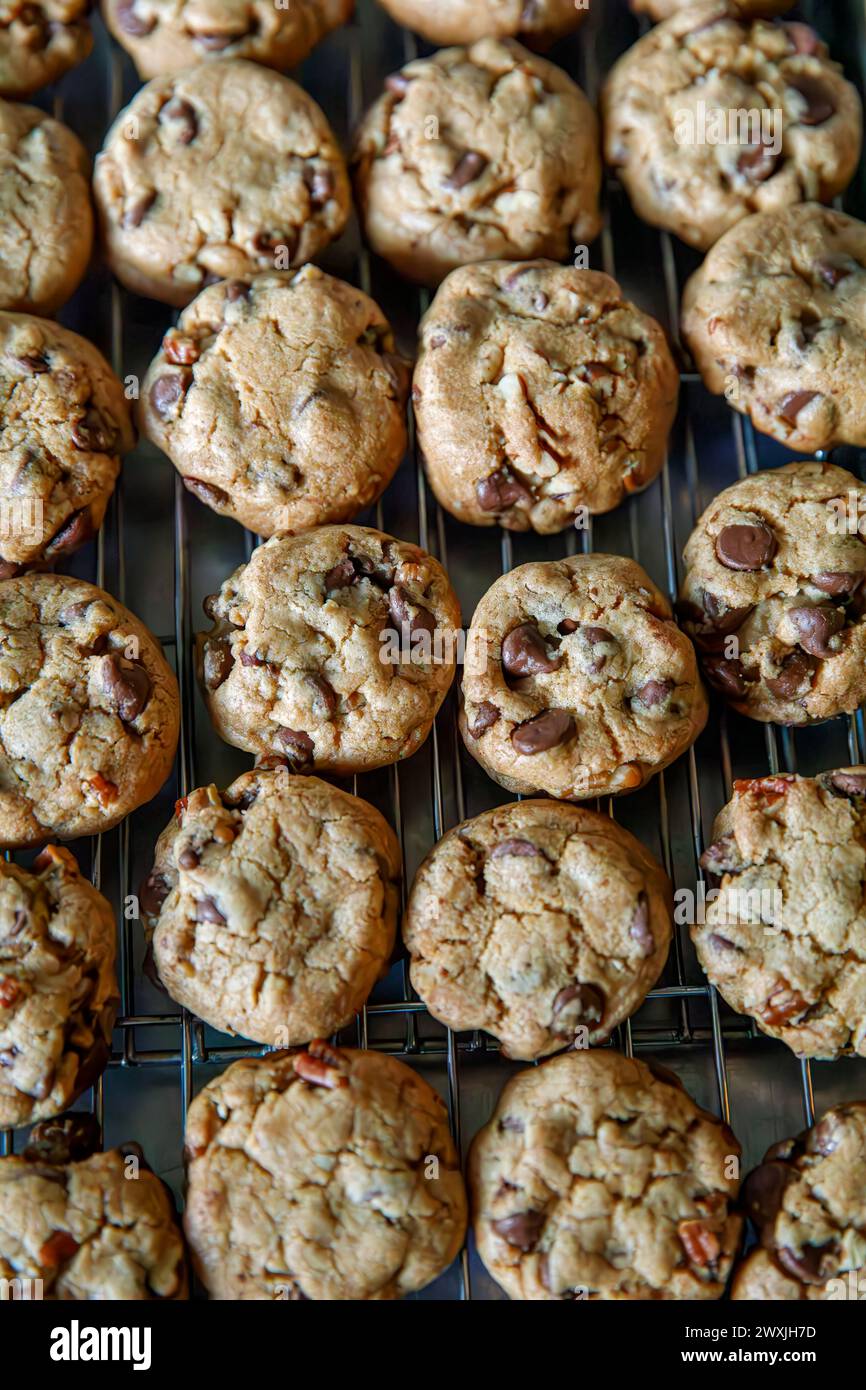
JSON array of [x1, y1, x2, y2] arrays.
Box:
[[3, 1045, 864, 1300]]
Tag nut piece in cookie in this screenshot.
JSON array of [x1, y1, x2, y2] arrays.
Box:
[[0, 313, 135, 576], [351, 39, 601, 286], [93, 60, 350, 306], [603, 4, 862, 251], [677, 461, 866, 724], [0, 574, 179, 847], [0, 1131, 188, 1299], [469, 1048, 742, 1299], [732, 1100, 866, 1298], [0, 0, 93, 100], [414, 262, 679, 533], [460, 553, 707, 800], [404, 799, 673, 1060], [104, 0, 353, 81], [140, 267, 408, 537], [376, 0, 585, 48], [196, 524, 461, 775], [183, 1046, 468, 1298], [140, 768, 401, 1045], [0, 846, 118, 1128], [693, 770, 866, 1059], [682, 204, 866, 452]]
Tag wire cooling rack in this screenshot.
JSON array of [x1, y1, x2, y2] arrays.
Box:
[[3, 0, 866, 1301]]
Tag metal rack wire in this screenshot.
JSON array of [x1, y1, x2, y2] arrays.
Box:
[[4, 0, 866, 1301]]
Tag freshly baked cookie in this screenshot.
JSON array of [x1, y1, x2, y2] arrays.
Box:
[[633, 0, 793, 18], [0, 845, 117, 1129], [104, 0, 352, 81], [695, 770, 866, 1058], [0, 313, 134, 577], [376, 0, 585, 48], [682, 204, 866, 452], [731, 1247, 831, 1300], [0, 1115, 187, 1299], [414, 262, 679, 533], [93, 59, 350, 307], [196, 525, 461, 775], [404, 800, 672, 1061], [737, 1101, 866, 1293], [140, 267, 408, 537], [351, 39, 601, 286], [0, 575, 180, 847], [677, 462, 866, 724], [460, 554, 708, 800], [603, 4, 862, 251], [0, 101, 93, 317], [184, 1044, 468, 1299], [0, 0, 92, 99], [141, 767, 400, 1045], [469, 1048, 742, 1300]]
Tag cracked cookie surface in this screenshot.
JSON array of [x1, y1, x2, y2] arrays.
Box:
[[142, 767, 401, 1045], [603, 3, 862, 252], [197, 525, 461, 775], [0, 101, 93, 317], [377, 0, 585, 47], [678, 462, 866, 724], [0, 313, 134, 574], [104, 0, 352, 81], [0, 1121, 187, 1299], [695, 771, 866, 1059], [469, 1048, 742, 1300], [0, 0, 92, 98], [0, 846, 117, 1129], [404, 800, 672, 1061], [93, 58, 350, 307], [141, 267, 408, 537], [735, 1100, 866, 1293], [351, 38, 601, 286], [682, 204, 866, 451], [414, 262, 679, 533], [460, 553, 707, 800], [183, 1044, 468, 1299], [0, 574, 179, 847]]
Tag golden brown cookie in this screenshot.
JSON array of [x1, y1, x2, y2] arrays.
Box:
[[376, 0, 585, 47], [0, 0, 93, 99], [633, 0, 792, 18]]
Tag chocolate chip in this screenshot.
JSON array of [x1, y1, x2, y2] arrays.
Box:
[[702, 593, 754, 634], [149, 372, 190, 418], [44, 508, 93, 558], [815, 257, 853, 289], [766, 650, 817, 699], [444, 151, 487, 189], [123, 189, 156, 229], [786, 21, 820, 54], [629, 893, 654, 956], [275, 728, 315, 768], [742, 1160, 789, 1231], [178, 848, 199, 870], [489, 839, 540, 860], [632, 678, 673, 709], [582, 625, 614, 645], [827, 769, 866, 798], [303, 165, 334, 207], [777, 1242, 834, 1283], [71, 407, 118, 453], [702, 654, 748, 699], [811, 571, 860, 597], [476, 467, 532, 513], [252, 228, 298, 260], [788, 75, 835, 126], [700, 833, 742, 876], [324, 557, 357, 591], [778, 390, 821, 426], [306, 673, 336, 717], [0, 560, 20, 580], [24, 1113, 102, 1166], [102, 653, 151, 722], [738, 142, 778, 182], [788, 604, 844, 656], [114, 0, 155, 35], [239, 649, 265, 668], [140, 870, 170, 916], [511, 709, 575, 755], [203, 637, 233, 690], [225, 280, 251, 303], [195, 30, 237, 49], [196, 897, 226, 924], [183, 477, 229, 508], [552, 982, 604, 1032], [491, 1211, 545, 1251], [160, 97, 197, 144], [715, 523, 777, 571], [16, 352, 49, 372], [469, 700, 500, 738], [501, 622, 562, 678], [708, 932, 737, 953], [388, 585, 436, 638]]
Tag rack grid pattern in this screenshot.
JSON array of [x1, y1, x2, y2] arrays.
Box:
[[3, 0, 866, 1301]]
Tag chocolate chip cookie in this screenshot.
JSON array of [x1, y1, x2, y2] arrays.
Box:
[[414, 262, 679, 533], [0, 846, 117, 1129], [734, 1101, 866, 1295], [351, 39, 602, 286], [682, 204, 866, 451], [197, 525, 461, 775], [141, 767, 400, 1045], [404, 800, 672, 1061], [104, 0, 352, 81], [141, 267, 407, 537], [0, 575, 180, 847], [0, 101, 93, 317], [603, 4, 862, 252], [0, 313, 134, 577], [0, 0, 92, 99], [184, 1045, 468, 1299], [633, 0, 793, 18], [677, 462, 866, 724], [93, 59, 350, 307], [0, 1115, 187, 1299], [695, 770, 866, 1059], [460, 554, 708, 801], [469, 1048, 742, 1300], [376, 0, 585, 48]]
